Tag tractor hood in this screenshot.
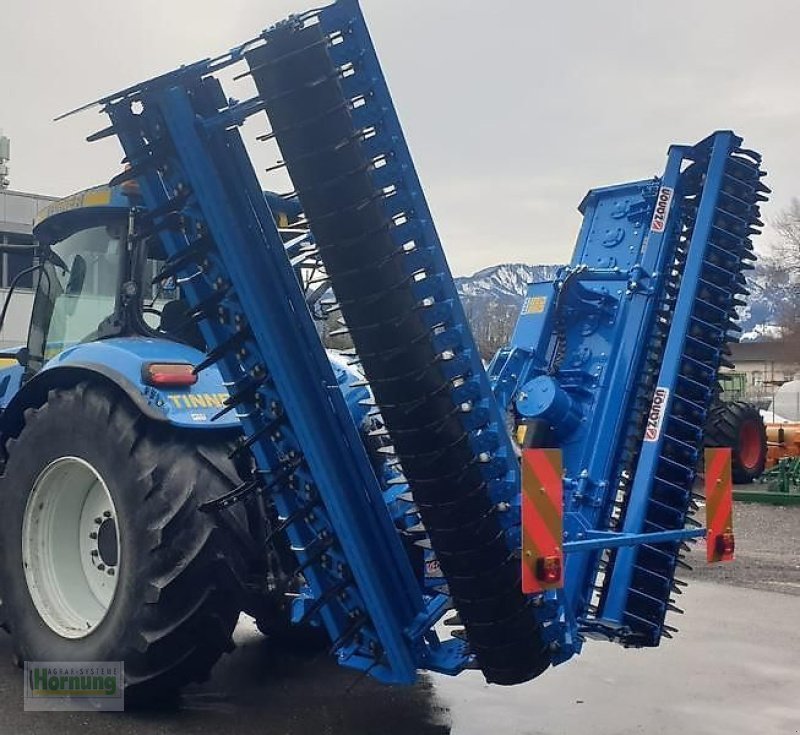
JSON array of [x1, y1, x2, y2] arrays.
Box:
[[34, 337, 372, 433]]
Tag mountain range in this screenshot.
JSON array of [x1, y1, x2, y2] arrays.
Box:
[[454, 262, 777, 357]]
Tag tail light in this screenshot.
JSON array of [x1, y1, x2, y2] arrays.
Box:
[[705, 448, 734, 563], [522, 448, 564, 592], [715, 531, 735, 558], [536, 556, 562, 585], [142, 363, 197, 387]]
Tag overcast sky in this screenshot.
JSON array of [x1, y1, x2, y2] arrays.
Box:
[[2, 0, 798, 275]]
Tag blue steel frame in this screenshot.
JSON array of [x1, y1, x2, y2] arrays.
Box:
[[600, 132, 744, 623], [99, 72, 450, 682], [488, 171, 689, 654], [489, 131, 762, 653]]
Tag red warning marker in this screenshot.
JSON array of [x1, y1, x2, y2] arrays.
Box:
[[521, 449, 564, 593], [705, 448, 734, 563]]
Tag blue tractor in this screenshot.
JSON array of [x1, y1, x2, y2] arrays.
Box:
[[0, 0, 765, 701], [0, 182, 380, 697]]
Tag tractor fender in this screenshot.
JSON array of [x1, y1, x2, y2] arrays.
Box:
[[0, 362, 171, 441], [0, 337, 244, 439], [0, 342, 374, 442]]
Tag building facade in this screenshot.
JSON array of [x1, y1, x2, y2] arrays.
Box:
[[722, 341, 800, 407], [0, 189, 58, 349]]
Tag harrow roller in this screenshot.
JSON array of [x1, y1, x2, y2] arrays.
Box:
[[247, 1, 550, 684], [95, 71, 434, 683], [602, 134, 768, 644]]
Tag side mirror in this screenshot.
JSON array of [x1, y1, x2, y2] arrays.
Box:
[[40, 244, 70, 274], [64, 254, 87, 317], [15, 346, 29, 367], [66, 254, 87, 297]]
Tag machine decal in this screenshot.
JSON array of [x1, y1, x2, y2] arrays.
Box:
[[33, 185, 112, 228], [649, 186, 674, 233], [167, 393, 229, 409], [644, 387, 670, 442], [524, 296, 548, 315]]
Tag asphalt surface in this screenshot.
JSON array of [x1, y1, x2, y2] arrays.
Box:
[[0, 500, 797, 735], [686, 500, 800, 595]]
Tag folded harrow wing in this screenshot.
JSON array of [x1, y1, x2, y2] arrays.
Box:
[[81, 0, 765, 686]]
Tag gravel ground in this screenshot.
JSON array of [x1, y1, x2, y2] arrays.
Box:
[[685, 494, 800, 595]]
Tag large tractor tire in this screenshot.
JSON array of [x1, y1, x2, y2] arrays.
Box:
[[705, 400, 768, 484], [0, 382, 247, 702]]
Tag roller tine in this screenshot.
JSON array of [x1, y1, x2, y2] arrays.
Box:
[[228, 416, 282, 459], [194, 329, 250, 374], [291, 535, 335, 577], [265, 499, 319, 544], [297, 576, 351, 627], [153, 237, 211, 283], [86, 125, 118, 142], [328, 614, 369, 655]]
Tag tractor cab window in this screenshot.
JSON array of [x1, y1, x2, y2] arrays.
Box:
[[140, 237, 182, 327], [27, 225, 125, 369], [138, 237, 204, 350]]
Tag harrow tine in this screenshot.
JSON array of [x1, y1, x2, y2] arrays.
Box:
[[328, 614, 369, 655], [297, 576, 352, 627]]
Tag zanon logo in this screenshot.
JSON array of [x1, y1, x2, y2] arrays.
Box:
[[644, 387, 670, 442], [650, 186, 674, 233]]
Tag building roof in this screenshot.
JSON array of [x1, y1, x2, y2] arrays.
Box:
[[730, 340, 799, 364], [0, 189, 59, 236]]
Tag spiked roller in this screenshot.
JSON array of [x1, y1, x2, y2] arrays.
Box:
[[246, 0, 550, 685]]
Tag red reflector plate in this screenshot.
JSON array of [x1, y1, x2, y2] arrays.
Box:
[[705, 448, 734, 563], [521, 449, 564, 593]]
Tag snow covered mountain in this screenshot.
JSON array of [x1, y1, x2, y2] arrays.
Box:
[[326, 261, 780, 357], [455, 263, 561, 304], [736, 264, 789, 341], [454, 262, 780, 357], [455, 264, 561, 357]]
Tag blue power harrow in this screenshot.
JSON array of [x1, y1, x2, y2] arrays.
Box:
[[82, 0, 766, 686], [489, 133, 766, 649]]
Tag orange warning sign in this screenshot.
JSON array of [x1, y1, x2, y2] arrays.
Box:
[[521, 449, 564, 593], [705, 448, 735, 563]]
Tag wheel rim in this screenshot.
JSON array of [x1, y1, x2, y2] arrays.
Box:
[[22, 457, 120, 639], [738, 421, 762, 470]]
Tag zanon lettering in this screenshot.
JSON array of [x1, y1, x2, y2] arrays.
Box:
[[650, 186, 674, 233], [644, 387, 670, 442]]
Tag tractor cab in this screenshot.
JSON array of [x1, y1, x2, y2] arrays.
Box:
[[28, 186, 142, 375], [24, 184, 304, 380], [0, 181, 315, 430], [28, 183, 216, 380]]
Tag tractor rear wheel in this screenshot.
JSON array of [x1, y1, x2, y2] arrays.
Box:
[[705, 400, 768, 483], [0, 382, 247, 702]]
